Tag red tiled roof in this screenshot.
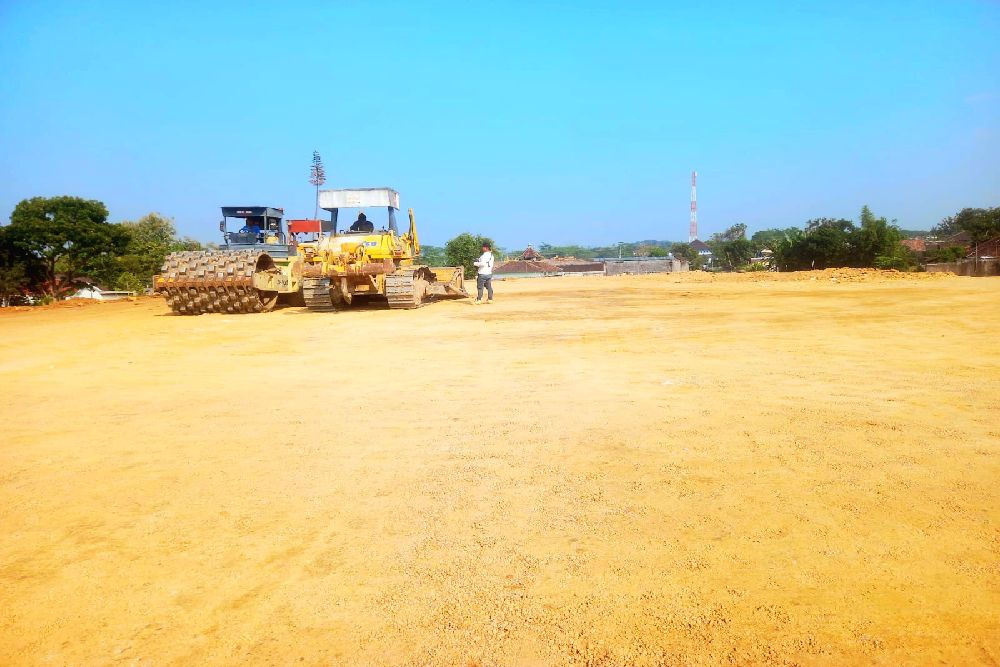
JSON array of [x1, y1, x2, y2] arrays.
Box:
[[495, 259, 561, 274], [968, 236, 1000, 259]]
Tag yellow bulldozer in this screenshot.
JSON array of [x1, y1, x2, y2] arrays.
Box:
[[153, 188, 467, 314]]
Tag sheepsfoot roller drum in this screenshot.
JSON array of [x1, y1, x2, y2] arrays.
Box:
[[154, 205, 306, 315], [155, 250, 283, 315]]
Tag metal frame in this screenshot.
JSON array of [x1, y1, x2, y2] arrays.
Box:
[[318, 188, 401, 236]]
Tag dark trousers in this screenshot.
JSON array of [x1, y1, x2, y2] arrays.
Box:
[[476, 274, 494, 300]]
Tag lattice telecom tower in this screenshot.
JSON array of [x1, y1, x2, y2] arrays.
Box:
[[689, 170, 698, 242]]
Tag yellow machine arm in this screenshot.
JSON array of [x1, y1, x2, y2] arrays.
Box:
[[405, 208, 420, 257]]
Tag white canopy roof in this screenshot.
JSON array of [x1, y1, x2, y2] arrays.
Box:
[[319, 188, 400, 210]]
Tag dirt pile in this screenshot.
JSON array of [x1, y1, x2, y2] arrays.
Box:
[[660, 267, 957, 284]]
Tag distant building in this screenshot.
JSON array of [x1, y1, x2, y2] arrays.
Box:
[[901, 238, 926, 253], [689, 239, 713, 257], [495, 245, 561, 278], [748, 248, 775, 268], [494, 259, 562, 277], [521, 245, 544, 261], [494, 247, 605, 279], [496, 245, 688, 278], [926, 235, 1000, 277], [925, 231, 971, 253], [70, 283, 135, 301], [548, 257, 605, 273], [969, 236, 1000, 259], [603, 256, 689, 275]]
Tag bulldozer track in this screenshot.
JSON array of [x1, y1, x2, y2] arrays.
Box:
[[302, 277, 337, 312], [385, 267, 430, 309], [156, 250, 278, 315]]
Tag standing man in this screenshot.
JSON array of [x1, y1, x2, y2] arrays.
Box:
[[473, 242, 495, 304]]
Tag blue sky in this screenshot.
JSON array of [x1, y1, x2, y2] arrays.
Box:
[[1, 1, 998, 247]]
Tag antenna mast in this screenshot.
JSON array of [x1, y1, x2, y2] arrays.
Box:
[[689, 170, 698, 242]]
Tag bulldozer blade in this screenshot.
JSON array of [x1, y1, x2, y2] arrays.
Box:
[[427, 266, 468, 298]]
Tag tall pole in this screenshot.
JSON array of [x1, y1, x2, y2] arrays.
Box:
[[309, 150, 326, 224], [689, 170, 698, 243]]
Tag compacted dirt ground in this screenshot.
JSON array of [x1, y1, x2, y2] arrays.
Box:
[[1, 271, 997, 665]]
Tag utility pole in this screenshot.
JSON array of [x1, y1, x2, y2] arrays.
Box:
[[689, 170, 698, 242], [309, 151, 326, 221]]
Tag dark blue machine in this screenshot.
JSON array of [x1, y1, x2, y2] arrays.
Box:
[[219, 206, 296, 257]]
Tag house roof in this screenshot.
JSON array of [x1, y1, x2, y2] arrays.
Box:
[[925, 231, 972, 250], [689, 239, 712, 252], [552, 261, 604, 272], [495, 259, 561, 274], [968, 236, 1000, 259], [57, 275, 107, 291]]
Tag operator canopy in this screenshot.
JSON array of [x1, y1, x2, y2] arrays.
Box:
[[221, 206, 285, 219], [318, 188, 401, 234], [318, 188, 400, 211]]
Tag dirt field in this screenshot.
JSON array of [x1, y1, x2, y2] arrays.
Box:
[[1, 271, 997, 665]]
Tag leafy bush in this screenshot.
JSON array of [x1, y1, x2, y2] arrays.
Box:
[[874, 255, 908, 270], [772, 206, 914, 271], [445, 232, 496, 279], [925, 246, 966, 263], [115, 271, 146, 294]]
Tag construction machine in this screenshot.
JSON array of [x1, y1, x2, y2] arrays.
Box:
[[154, 206, 309, 314], [301, 188, 467, 310], [153, 189, 466, 314]]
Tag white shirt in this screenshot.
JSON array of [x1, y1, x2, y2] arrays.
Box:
[[474, 251, 494, 276]]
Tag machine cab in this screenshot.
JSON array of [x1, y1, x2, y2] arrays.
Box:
[[318, 188, 402, 236], [220, 206, 294, 255]]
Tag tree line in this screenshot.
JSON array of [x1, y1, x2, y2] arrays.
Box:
[[4, 196, 997, 306], [468, 204, 999, 273], [757, 205, 998, 272], [0, 196, 205, 305]]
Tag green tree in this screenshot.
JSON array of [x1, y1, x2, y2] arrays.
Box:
[[0, 226, 30, 306], [670, 242, 697, 262], [773, 222, 856, 271], [940, 207, 1000, 243], [854, 205, 902, 267], [720, 223, 747, 242], [0, 264, 28, 306], [771, 208, 915, 271], [418, 244, 447, 266], [445, 232, 496, 279], [647, 245, 670, 257], [924, 245, 967, 263], [669, 242, 705, 269], [117, 213, 177, 287], [171, 236, 204, 252], [7, 196, 128, 297], [751, 227, 798, 251], [538, 243, 598, 259], [708, 224, 752, 270], [930, 214, 964, 238]]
